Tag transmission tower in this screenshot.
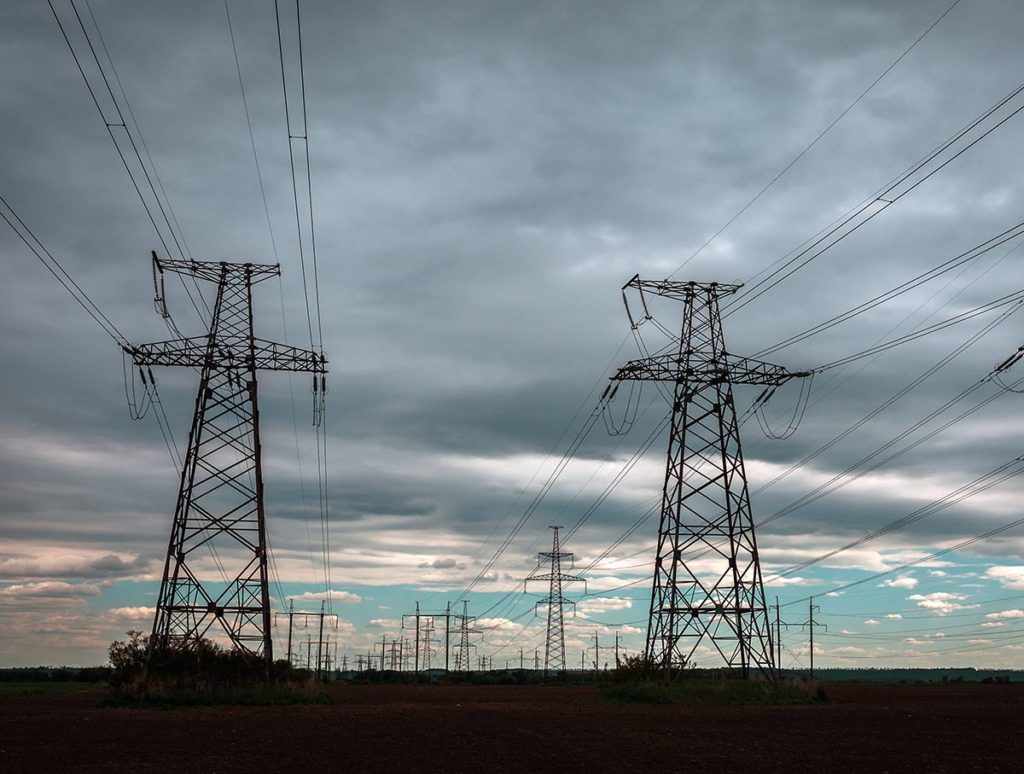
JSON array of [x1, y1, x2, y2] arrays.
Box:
[[125, 257, 327, 674], [611, 277, 807, 678], [453, 600, 478, 671], [421, 620, 435, 671], [525, 526, 585, 675]]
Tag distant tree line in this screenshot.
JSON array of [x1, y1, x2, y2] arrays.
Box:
[[0, 666, 111, 683]]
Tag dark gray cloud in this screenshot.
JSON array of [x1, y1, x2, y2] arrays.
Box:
[[4, 0, 1024, 664]]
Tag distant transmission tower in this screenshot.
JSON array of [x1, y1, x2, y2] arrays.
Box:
[[611, 277, 807, 678], [454, 600, 477, 671], [125, 256, 327, 674], [525, 526, 585, 675], [421, 620, 435, 671]]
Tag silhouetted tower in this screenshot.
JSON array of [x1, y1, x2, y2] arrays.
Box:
[[125, 256, 327, 674], [454, 600, 476, 671], [610, 277, 806, 678], [525, 526, 585, 675], [421, 620, 435, 671]]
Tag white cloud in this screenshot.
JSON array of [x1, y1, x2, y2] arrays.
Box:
[[771, 576, 819, 587], [105, 606, 154, 619], [985, 566, 1024, 590], [885, 613, 902, 619], [579, 597, 633, 614], [476, 617, 519, 631], [417, 557, 465, 570], [864, 619, 879, 625], [929, 570, 947, 577], [981, 622, 1005, 628], [829, 646, 868, 656], [985, 609, 1024, 620], [0, 581, 101, 598], [0, 552, 148, 581], [968, 639, 992, 645], [908, 592, 975, 615], [880, 576, 918, 589], [288, 590, 362, 603]]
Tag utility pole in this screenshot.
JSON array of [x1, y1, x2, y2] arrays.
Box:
[[126, 256, 327, 676], [593, 633, 600, 676], [519, 648, 524, 670], [340, 654, 348, 672], [808, 597, 824, 679], [316, 601, 326, 680], [581, 649, 586, 671], [525, 526, 586, 676], [286, 600, 294, 665], [778, 597, 826, 676], [275, 605, 337, 674], [444, 601, 451, 674], [614, 631, 621, 667], [775, 597, 782, 670], [402, 602, 427, 672], [609, 277, 807, 679], [534, 649, 540, 670], [300, 638, 330, 674]]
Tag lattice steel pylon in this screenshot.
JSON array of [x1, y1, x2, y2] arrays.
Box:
[[453, 600, 477, 671], [611, 276, 807, 678], [124, 257, 327, 675], [525, 526, 585, 675]]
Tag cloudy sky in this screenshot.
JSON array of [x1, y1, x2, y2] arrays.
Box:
[[4, 0, 1024, 670]]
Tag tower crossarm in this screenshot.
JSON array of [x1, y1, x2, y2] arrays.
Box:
[[124, 337, 327, 373], [524, 572, 586, 584], [153, 256, 281, 284], [612, 351, 808, 387], [623, 275, 743, 301]]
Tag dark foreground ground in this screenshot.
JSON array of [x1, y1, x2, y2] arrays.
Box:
[[1, 682, 1021, 772]]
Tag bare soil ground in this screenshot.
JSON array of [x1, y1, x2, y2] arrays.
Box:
[[1, 682, 1021, 772]]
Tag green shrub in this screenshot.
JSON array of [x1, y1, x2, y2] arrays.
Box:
[[598, 677, 827, 706], [105, 630, 327, 706]]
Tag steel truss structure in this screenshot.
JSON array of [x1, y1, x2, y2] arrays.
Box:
[[612, 276, 807, 678], [125, 258, 326, 674], [525, 526, 585, 675]]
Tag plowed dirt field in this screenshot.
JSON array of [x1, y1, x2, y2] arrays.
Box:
[[1, 682, 1021, 772]]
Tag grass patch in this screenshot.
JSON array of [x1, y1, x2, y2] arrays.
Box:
[[598, 678, 828, 706], [0, 682, 101, 699]]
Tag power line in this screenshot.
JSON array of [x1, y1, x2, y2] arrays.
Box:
[[48, 0, 210, 323], [755, 219, 1024, 358], [724, 77, 1024, 315], [222, 0, 327, 606], [274, 0, 317, 351], [767, 455, 1024, 580], [810, 291, 1024, 373], [782, 514, 1024, 609], [273, 0, 333, 612], [668, 0, 963, 278], [1, 193, 125, 345]]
